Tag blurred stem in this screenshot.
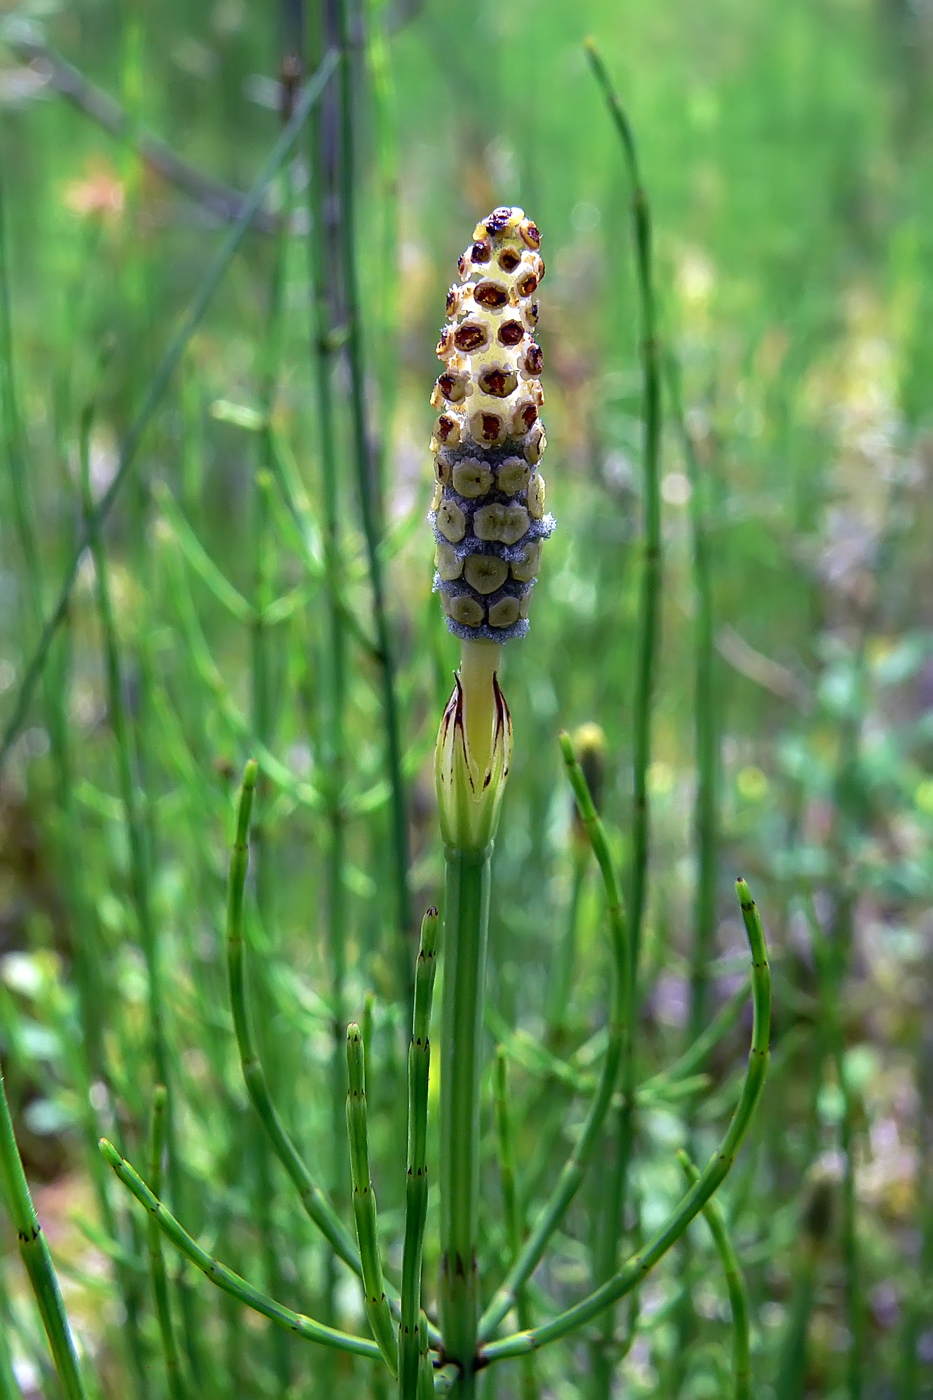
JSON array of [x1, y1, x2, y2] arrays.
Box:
[[494, 1052, 538, 1400], [0, 1064, 89, 1400], [147, 1088, 185, 1400], [585, 45, 662, 1392], [248, 149, 293, 1398], [0, 1296, 22, 1400], [899, 1026, 933, 1396], [79, 408, 170, 1120], [678, 1152, 751, 1400], [667, 358, 719, 1046], [439, 846, 492, 1392], [335, 0, 412, 1000], [0, 48, 339, 782], [666, 353, 720, 1395], [545, 848, 587, 1044], [306, 13, 350, 1334]]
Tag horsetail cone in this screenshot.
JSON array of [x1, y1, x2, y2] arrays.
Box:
[[431, 206, 554, 642], [432, 209, 553, 852]]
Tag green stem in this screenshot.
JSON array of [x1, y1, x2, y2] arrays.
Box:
[[305, 18, 351, 1337], [545, 851, 587, 1044], [585, 47, 663, 1382], [251, 154, 293, 1395], [335, 0, 411, 996], [439, 846, 492, 1387], [479, 879, 770, 1367], [79, 405, 170, 1136], [479, 734, 628, 1342], [0, 1064, 89, 1400], [346, 1025, 398, 1374], [98, 1139, 381, 1361], [493, 1053, 538, 1400], [147, 1088, 186, 1400], [666, 358, 719, 1046], [400, 910, 439, 1398], [677, 1152, 750, 1400], [225, 761, 359, 1273], [0, 48, 339, 782]]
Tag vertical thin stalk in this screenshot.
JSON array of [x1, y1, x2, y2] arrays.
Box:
[[335, 0, 412, 995], [439, 847, 492, 1392], [0, 1290, 23, 1400], [0, 1064, 89, 1400], [400, 910, 439, 1397], [666, 361, 719, 1046], [346, 1026, 398, 1374], [585, 45, 663, 1394], [667, 355, 720, 1391], [249, 147, 293, 1400], [494, 1052, 538, 1400], [146, 1087, 185, 1400], [79, 408, 169, 1108], [307, 5, 350, 1337], [0, 50, 338, 782]]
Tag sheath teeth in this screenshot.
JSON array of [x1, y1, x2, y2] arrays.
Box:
[[429, 206, 554, 643]]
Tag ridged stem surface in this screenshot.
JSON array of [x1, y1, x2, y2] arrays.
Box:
[[0, 1065, 88, 1400], [439, 846, 492, 1389]]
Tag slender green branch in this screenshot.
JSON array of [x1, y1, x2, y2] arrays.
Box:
[[667, 357, 719, 1044], [147, 1088, 185, 1400], [585, 45, 663, 1382], [479, 878, 770, 1365], [225, 760, 359, 1272], [346, 1025, 398, 1374], [0, 1064, 89, 1400], [479, 734, 629, 1342], [305, 39, 352, 1333], [80, 404, 171, 1114], [494, 1052, 538, 1400], [677, 1152, 750, 1400], [98, 1139, 381, 1360], [0, 48, 339, 781], [335, 0, 411, 995], [400, 910, 439, 1398], [0, 1296, 22, 1400], [417, 1313, 435, 1400]]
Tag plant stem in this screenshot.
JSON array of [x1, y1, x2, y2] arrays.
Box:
[[0, 1064, 89, 1400], [0, 48, 339, 782], [480, 733, 628, 1342], [400, 910, 439, 1398], [494, 1052, 538, 1400], [335, 0, 411, 998], [225, 761, 359, 1273], [677, 1152, 750, 1400], [479, 878, 769, 1367], [346, 1025, 398, 1374], [98, 1139, 382, 1361], [439, 846, 492, 1389], [585, 46, 663, 1386], [146, 1087, 185, 1400]]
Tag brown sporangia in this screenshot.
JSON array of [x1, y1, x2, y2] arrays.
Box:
[[429, 207, 554, 643]]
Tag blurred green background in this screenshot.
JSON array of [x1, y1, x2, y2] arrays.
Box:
[[1, 0, 932, 1395]]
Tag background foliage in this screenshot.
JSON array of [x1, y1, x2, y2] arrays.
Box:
[[1, 0, 932, 1395]]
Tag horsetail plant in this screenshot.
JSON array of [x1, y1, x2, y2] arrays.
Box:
[[23, 205, 776, 1400]]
